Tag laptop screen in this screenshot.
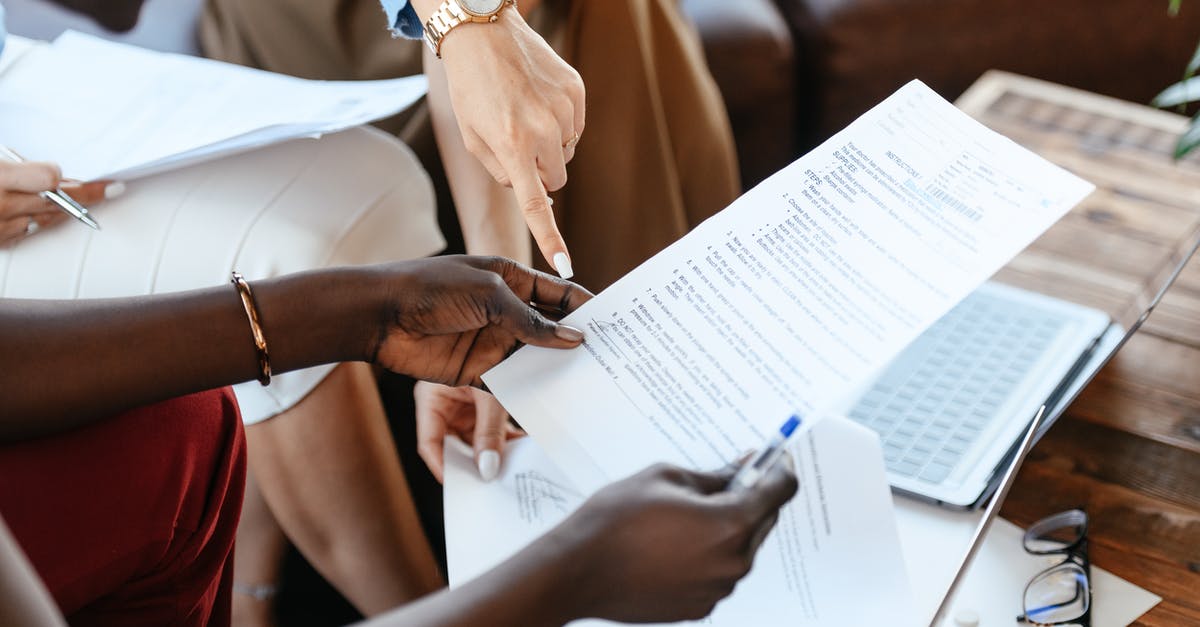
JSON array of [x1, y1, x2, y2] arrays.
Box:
[[1112, 221, 1200, 340], [929, 405, 1047, 626], [1034, 222, 1200, 436], [928, 224, 1200, 625]]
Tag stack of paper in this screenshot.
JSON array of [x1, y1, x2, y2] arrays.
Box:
[[447, 80, 1097, 626], [445, 417, 917, 626], [483, 80, 1093, 496], [0, 31, 428, 181]]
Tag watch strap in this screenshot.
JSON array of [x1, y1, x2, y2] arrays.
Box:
[[423, 0, 515, 58]]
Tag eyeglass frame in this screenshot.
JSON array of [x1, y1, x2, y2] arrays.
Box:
[[1015, 509, 1092, 627]]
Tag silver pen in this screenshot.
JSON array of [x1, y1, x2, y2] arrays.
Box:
[[0, 146, 101, 230], [728, 413, 802, 492]]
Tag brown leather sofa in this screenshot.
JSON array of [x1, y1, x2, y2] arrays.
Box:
[[681, 0, 1200, 188]]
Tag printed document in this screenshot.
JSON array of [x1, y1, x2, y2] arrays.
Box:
[[444, 416, 915, 626], [482, 80, 1094, 494], [0, 31, 427, 181]]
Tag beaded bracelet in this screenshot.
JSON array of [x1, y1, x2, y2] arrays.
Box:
[[231, 272, 272, 386]]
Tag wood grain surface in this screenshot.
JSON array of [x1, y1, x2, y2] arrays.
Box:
[[956, 72, 1200, 625]]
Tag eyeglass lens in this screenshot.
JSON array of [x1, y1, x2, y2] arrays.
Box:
[[1021, 509, 1090, 624], [1023, 510, 1086, 554], [1023, 563, 1090, 623]]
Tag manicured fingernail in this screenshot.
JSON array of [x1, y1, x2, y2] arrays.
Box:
[[104, 182, 126, 199], [477, 450, 501, 482], [553, 252, 573, 279], [555, 324, 584, 342]]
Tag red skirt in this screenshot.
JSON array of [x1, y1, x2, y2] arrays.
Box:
[[0, 388, 247, 626]]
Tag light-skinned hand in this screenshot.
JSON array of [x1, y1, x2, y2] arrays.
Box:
[[0, 161, 119, 244], [414, 381, 520, 482], [435, 8, 585, 278]]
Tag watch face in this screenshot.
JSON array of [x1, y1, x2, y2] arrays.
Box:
[[457, 0, 505, 17]]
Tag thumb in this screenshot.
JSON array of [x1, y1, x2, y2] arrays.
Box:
[[472, 389, 510, 482], [734, 455, 799, 524], [490, 284, 585, 350]]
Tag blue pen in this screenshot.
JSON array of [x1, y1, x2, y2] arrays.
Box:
[[728, 414, 802, 492]]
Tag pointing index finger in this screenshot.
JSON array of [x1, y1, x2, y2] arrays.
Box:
[[502, 155, 572, 277]]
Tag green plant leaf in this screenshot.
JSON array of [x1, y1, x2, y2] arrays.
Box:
[[1174, 112, 1200, 159], [1171, 0, 1182, 16], [1153, 76, 1200, 107], [1187, 39, 1200, 77]]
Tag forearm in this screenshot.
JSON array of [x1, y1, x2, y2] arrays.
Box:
[[0, 267, 383, 440], [362, 528, 587, 627], [424, 44, 532, 264], [406, 0, 441, 21]]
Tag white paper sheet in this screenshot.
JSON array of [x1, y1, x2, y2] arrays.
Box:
[[443, 436, 584, 587], [893, 497, 1161, 626], [483, 80, 1095, 494], [445, 416, 916, 626], [0, 35, 36, 75], [950, 518, 1162, 627], [0, 31, 428, 181]]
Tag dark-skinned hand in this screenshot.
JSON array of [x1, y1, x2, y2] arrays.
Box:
[[551, 459, 799, 623], [46, 0, 145, 32], [370, 255, 591, 387]]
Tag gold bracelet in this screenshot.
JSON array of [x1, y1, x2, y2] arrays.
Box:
[[230, 272, 272, 386]]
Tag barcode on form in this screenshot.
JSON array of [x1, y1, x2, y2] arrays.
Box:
[[925, 185, 981, 222]]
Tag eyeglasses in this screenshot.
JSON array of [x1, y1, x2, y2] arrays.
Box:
[[1016, 509, 1091, 626]]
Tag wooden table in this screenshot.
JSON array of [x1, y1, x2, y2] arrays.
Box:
[[955, 72, 1200, 626]]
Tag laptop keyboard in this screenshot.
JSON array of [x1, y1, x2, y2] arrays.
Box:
[[848, 289, 1067, 485]]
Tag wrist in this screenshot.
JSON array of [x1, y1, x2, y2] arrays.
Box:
[[427, 1, 527, 60], [407, 0, 441, 22], [532, 513, 604, 623], [252, 266, 390, 372]]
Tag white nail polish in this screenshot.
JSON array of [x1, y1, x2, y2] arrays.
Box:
[[477, 450, 501, 482], [104, 181, 126, 200], [553, 252, 574, 280]]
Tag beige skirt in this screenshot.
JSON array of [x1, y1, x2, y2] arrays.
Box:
[[0, 126, 445, 424]]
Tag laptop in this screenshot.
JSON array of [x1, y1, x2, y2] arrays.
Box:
[[845, 227, 1200, 509]]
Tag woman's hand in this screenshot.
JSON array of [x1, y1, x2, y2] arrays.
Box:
[[433, 7, 585, 276], [0, 161, 115, 243], [551, 460, 799, 623], [415, 381, 520, 482], [371, 255, 592, 387]]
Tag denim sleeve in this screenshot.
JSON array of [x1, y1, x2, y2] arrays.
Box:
[[380, 0, 425, 40]]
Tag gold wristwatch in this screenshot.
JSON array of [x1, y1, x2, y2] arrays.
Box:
[[423, 0, 518, 58]]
